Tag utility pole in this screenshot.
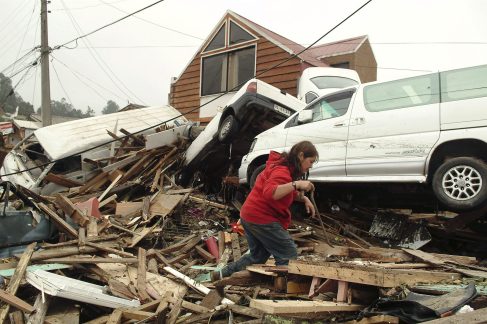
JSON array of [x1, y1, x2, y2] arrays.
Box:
[[40, 0, 51, 126]]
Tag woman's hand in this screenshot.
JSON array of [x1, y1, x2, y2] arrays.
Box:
[[296, 180, 315, 192], [303, 196, 315, 217]]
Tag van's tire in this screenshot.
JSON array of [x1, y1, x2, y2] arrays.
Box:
[[218, 115, 238, 143], [432, 157, 487, 211], [249, 164, 266, 189]]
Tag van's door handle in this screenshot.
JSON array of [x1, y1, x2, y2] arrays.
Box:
[[333, 122, 347, 127], [355, 117, 365, 125]]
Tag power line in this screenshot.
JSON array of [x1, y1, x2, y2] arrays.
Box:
[[99, 0, 204, 41], [51, 58, 75, 107], [50, 0, 131, 11], [59, 0, 144, 105], [53, 0, 166, 50]]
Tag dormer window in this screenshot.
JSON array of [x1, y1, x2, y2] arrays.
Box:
[[201, 19, 257, 96], [229, 21, 254, 45], [204, 23, 226, 52]]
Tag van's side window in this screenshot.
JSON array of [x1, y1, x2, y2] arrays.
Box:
[[364, 73, 439, 112], [440, 65, 487, 102], [309, 91, 353, 122]]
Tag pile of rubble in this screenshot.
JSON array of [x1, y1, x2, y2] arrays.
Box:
[[0, 129, 487, 324]]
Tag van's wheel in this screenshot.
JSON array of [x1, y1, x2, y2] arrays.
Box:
[[249, 164, 265, 188], [432, 157, 487, 211], [218, 115, 238, 144]]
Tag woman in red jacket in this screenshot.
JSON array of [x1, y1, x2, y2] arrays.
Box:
[[213, 141, 318, 280]]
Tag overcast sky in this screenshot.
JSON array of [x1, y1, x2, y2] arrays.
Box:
[[1, 0, 486, 115]]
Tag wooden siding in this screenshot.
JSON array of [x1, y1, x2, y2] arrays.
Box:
[[169, 19, 307, 121]]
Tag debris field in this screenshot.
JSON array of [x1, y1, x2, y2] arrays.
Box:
[[0, 128, 487, 324]]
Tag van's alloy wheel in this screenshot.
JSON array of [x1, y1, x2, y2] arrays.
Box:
[[432, 157, 487, 211], [442, 165, 482, 200]]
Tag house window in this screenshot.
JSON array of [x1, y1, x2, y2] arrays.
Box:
[[229, 21, 254, 45], [201, 46, 255, 96], [204, 23, 226, 52]]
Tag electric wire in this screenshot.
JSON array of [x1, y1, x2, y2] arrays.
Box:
[[0, 0, 373, 178], [50, 54, 122, 102], [50, 58, 75, 108], [9, 0, 38, 76], [99, 0, 204, 41], [53, 0, 166, 50], [51, 0, 132, 11], [59, 0, 141, 105]]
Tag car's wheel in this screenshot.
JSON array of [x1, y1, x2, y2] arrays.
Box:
[[432, 157, 487, 211], [218, 115, 238, 144], [249, 164, 266, 189]]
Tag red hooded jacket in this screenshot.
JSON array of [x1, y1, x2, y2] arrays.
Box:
[[240, 151, 297, 229]]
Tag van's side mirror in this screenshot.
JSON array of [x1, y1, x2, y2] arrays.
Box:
[[297, 110, 313, 124]]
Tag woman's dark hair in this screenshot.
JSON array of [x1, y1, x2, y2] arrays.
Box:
[[280, 141, 319, 179]]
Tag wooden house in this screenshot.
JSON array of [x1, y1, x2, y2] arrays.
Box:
[[169, 10, 377, 123]]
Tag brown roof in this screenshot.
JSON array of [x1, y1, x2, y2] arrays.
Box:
[[306, 35, 368, 59], [230, 11, 327, 67]]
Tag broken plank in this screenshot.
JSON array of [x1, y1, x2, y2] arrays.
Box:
[[195, 245, 216, 262], [227, 304, 263, 319], [288, 260, 461, 287], [98, 173, 122, 201], [188, 196, 228, 209], [79, 171, 109, 194], [149, 193, 183, 218], [250, 299, 362, 315], [231, 233, 241, 260], [121, 310, 154, 321], [25, 294, 51, 324], [99, 194, 117, 208], [0, 289, 35, 313], [0, 243, 36, 324], [45, 172, 83, 188], [38, 202, 78, 238], [85, 242, 134, 258], [137, 248, 151, 302], [8, 311, 24, 324], [41, 257, 138, 264], [55, 194, 90, 226], [106, 309, 123, 324]]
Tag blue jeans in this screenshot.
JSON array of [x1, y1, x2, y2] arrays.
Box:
[[220, 219, 297, 277]]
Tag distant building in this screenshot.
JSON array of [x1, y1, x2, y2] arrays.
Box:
[[168, 10, 377, 123]]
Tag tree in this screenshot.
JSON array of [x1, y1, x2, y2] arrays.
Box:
[[101, 100, 119, 114], [84, 106, 95, 118], [0, 73, 34, 116], [36, 98, 87, 118]]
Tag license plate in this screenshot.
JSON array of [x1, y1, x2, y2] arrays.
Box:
[[274, 104, 291, 117]]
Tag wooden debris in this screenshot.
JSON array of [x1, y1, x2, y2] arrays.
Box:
[[250, 299, 363, 315]]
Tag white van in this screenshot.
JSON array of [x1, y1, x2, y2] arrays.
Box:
[[1, 105, 188, 194], [297, 67, 361, 104], [239, 64, 487, 211]]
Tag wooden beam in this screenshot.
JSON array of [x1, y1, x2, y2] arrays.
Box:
[[40, 257, 138, 264], [106, 309, 122, 324], [231, 233, 241, 261], [0, 289, 35, 313], [55, 194, 90, 227], [342, 315, 400, 324], [45, 173, 83, 188], [38, 203, 78, 238], [0, 242, 36, 323], [85, 242, 134, 258], [288, 260, 461, 287], [250, 299, 362, 315], [137, 248, 151, 303], [25, 294, 51, 324]]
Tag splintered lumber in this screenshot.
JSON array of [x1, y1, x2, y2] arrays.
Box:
[[231, 233, 241, 260], [288, 260, 461, 287], [45, 173, 83, 188], [227, 304, 264, 319], [0, 289, 35, 313], [313, 244, 477, 265], [149, 193, 184, 218], [85, 242, 134, 258], [188, 196, 228, 209], [55, 194, 90, 226], [163, 266, 234, 305], [8, 311, 24, 324], [29, 246, 97, 261], [26, 294, 51, 324], [422, 307, 487, 323], [249, 299, 362, 315], [38, 203, 78, 238], [0, 243, 35, 323], [107, 309, 123, 324], [403, 249, 487, 279], [137, 248, 151, 302], [40, 257, 138, 264], [79, 171, 109, 194]]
